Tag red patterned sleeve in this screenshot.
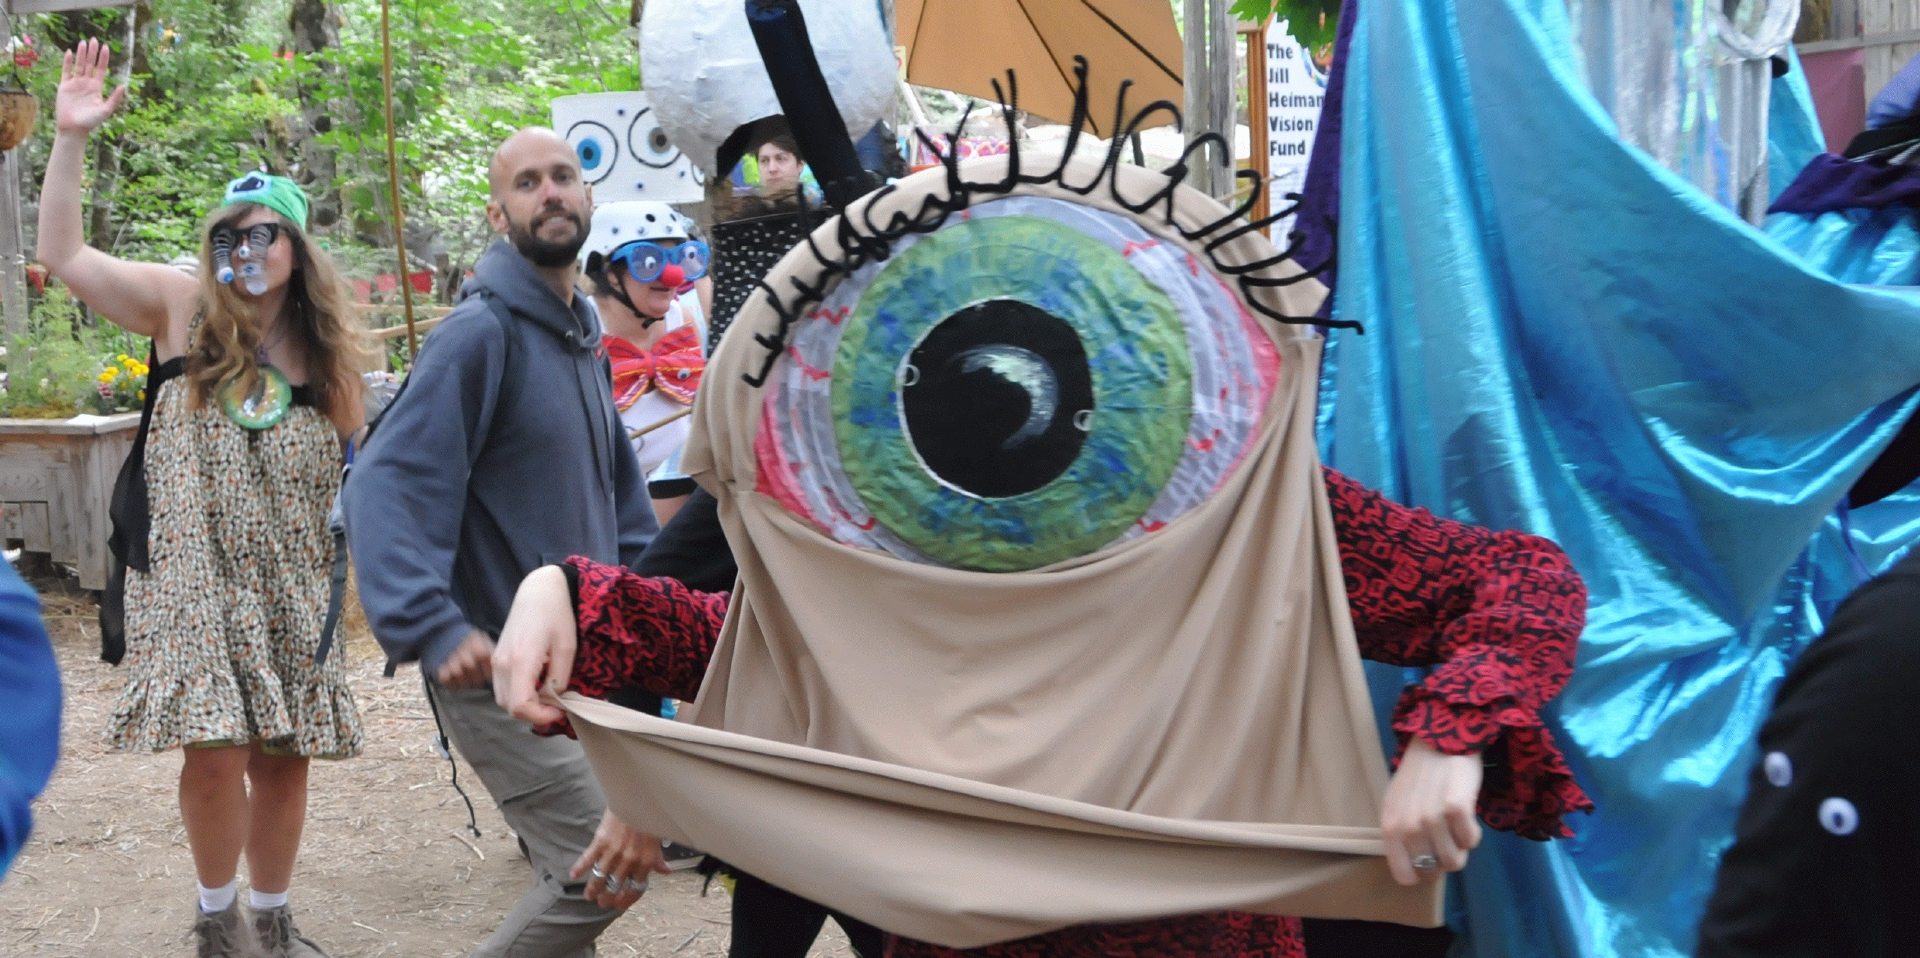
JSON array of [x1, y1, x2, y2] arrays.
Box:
[[1322, 467, 1594, 840], [562, 556, 729, 704]]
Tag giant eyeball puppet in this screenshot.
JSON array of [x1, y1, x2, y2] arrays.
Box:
[[639, 0, 895, 176], [551, 91, 707, 204], [560, 99, 1444, 947]]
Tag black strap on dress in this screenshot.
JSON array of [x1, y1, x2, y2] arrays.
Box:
[[99, 349, 184, 664]]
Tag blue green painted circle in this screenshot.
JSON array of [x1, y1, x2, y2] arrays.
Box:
[[830, 214, 1191, 571]]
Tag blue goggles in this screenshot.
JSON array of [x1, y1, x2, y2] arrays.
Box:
[[609, 239, 710, 285]]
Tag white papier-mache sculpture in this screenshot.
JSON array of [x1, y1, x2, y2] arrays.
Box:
[[551, 91, 707, 205], [640, 0, 895, 176]]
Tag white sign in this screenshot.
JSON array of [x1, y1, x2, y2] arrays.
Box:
[[1263, 19, 1329, 230], [551, 91, 706, 205]]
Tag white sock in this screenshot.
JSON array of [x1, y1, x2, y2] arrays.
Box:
[[198, 879, 238, 914], [249, 888, 289, 911]]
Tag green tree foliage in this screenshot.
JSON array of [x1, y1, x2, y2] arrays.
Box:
[[19, 0, 636, 280], [1228, 0, 1341, 53]]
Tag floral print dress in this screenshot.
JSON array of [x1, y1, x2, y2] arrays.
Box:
[[109, 363, 362, 759]]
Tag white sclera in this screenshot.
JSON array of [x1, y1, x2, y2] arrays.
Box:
[[1818, 797, 1859, 836], [1763, 751, 1792, 788]]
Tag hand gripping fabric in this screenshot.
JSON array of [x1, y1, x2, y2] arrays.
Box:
[[558, 155, 1443, 947]]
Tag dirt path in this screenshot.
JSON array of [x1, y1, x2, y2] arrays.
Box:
[[0, 578, 853, 958]]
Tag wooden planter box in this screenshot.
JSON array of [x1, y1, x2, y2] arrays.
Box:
[[0, 412, 139, 589]]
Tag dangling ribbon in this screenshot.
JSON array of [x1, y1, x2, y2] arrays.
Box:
[[606, 325, 704, 409]]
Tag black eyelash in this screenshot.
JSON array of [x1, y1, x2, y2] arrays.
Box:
[[740, 56, 1351, 389]]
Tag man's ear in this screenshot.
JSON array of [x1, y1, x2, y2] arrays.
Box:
[[584, 182, 594, 208], [485, 199, 508, 236]]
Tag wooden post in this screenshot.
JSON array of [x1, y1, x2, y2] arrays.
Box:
[[1243, 20, 1270, 228], [1184, 0, 1239, 199], [0, 7, 26, 370]]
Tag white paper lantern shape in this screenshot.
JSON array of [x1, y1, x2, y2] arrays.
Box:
[[640, 0, 895, 176]]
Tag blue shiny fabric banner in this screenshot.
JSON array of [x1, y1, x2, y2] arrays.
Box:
[[1765, 209, 1920, 285], [1321, 0, 1920, 955]]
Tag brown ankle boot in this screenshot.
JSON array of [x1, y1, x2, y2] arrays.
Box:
[[191, 902, 256, 958], [251, 905, 333, 958]]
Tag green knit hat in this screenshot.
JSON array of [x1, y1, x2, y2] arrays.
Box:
[[221, 171, 310, 229]]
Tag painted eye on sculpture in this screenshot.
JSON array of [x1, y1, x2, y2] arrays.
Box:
[[628, 108, 684, 169], [757, 195, 1281, 572], [566, 121, 618, 184]]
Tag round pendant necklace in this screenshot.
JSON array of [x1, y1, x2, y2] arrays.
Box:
[[221, 366, 293, 430]]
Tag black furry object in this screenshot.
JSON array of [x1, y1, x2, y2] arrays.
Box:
[[736, 56, 1342, 389]]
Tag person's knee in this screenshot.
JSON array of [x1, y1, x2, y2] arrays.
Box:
[[180, 745, 251, 797], [246, 748, 310, 792]]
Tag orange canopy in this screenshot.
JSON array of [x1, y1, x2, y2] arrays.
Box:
[[896, 0, 1184, 135]]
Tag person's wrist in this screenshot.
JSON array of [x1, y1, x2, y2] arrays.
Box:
[[52, 125, 94, 140]]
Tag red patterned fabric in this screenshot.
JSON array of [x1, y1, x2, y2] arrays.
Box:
[[885, 912, 1303, 958], [605, 325, 703, 409], [1320, 468, 1593, 841], [556, 466, 1594, 958]]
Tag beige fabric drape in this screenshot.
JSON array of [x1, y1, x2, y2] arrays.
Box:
[[562, 156, 1445, 947]]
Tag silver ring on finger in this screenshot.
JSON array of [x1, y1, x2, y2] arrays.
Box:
[[619, 877, 648, 894], [1410, 853, 1440, 872], [590, 865, 609, 882]]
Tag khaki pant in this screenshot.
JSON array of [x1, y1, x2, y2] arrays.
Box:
[[426, 679, 622, 958]]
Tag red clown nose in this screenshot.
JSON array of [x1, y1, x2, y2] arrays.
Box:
[[658, 263, 686, 288]]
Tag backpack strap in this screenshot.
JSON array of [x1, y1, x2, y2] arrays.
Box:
[[317, 291, 522, 666]]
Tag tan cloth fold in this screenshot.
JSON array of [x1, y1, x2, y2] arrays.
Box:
[[563, 156, 1446, 946]]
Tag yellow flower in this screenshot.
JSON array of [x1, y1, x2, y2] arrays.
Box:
[[137, 389, 144, 402], [121, 357, 140, 370], [97, 369, 117, 383]]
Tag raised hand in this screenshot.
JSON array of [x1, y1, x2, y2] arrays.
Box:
[[54, 39, 126, 136]]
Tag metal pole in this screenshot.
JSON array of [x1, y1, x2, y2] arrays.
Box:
[[379, 0, 418, 359]]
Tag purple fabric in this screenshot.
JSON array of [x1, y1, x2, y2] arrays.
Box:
[[1768, 152, 1920, 215], [1293, 0, 1357, 318]]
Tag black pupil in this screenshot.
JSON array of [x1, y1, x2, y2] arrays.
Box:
[[900, 300, 1093, 498], [651, 129, 671, 153]]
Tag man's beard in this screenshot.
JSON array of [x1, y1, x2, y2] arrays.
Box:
[[505, 207, 587, 267]]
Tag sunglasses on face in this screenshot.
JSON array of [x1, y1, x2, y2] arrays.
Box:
[[609, 239, 710, 285], [211, 222, 282, 259]]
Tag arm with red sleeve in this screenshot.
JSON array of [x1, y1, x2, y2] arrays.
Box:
[[552, 469, 1595, 841], [556, 557, 728, 709], [1323, 467, 1595, 840]]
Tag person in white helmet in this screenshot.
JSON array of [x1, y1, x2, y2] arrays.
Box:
[[581, 201, 710, 527]]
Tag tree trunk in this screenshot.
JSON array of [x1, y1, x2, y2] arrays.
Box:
[[288, 0, 343, 230]]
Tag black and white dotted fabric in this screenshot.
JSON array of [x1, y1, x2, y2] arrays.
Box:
[[1696, 552, 1920, 957], [707, 208, 828, 354]]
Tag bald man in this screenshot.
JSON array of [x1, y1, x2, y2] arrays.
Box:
[[345, 128, 666, 957]]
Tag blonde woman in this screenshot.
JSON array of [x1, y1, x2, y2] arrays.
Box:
[[37, 41, 364, 958]]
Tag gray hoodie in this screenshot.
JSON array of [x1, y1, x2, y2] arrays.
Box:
[[345, 240, 658, 675]]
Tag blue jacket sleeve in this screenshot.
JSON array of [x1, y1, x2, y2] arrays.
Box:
[[343, 306, 504, 676], [0, 558, 59, 879]]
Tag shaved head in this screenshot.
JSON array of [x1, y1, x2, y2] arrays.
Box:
[[489, 127, 576, 200], [486, 127, 593, 268]]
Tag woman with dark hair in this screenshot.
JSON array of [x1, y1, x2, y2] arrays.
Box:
[[36, 40, 365, 958]]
